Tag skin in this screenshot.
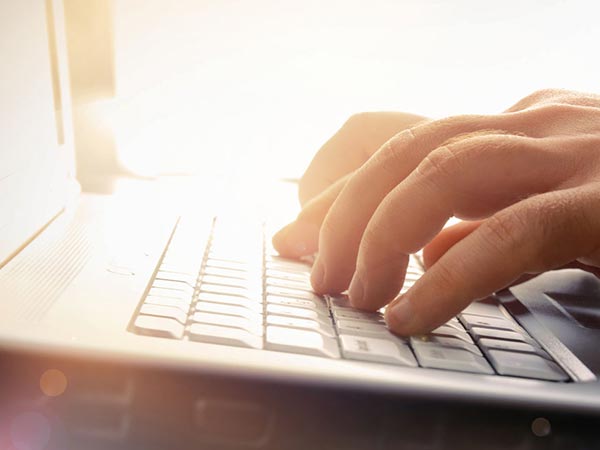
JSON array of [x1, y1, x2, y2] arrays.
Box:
[[272, 89, 600, 336]]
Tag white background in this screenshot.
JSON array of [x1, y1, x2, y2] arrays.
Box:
[[110, 0, 600, 181]]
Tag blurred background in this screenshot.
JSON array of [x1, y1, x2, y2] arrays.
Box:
[[66, 0, 600, 188]]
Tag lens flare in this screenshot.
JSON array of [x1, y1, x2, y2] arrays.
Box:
[[39, 369, 68, 397]]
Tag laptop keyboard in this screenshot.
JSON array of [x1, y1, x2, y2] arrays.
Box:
[[131, 218, 569, 382]]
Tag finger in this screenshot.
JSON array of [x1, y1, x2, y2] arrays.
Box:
[[311, 114, 525, 295], [385, 183, 600, 335], [422, 221, 483, 269], [299, 112, 427, 206], [349, 134, 578, 310], [273, 174, 350, 258]]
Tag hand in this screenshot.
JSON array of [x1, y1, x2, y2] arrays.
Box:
[[274, 111, 428, 256], [273, 89, 600, 336]]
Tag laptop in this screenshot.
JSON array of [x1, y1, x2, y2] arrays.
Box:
[[0, 1, 599, 449]]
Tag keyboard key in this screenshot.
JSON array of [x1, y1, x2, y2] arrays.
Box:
[[487, 350, 568, 381], [145, 295, 192, 311], [191, 312, 263, 336], [266, 269, 310, 283], [203, 266, 249, 280], [471, 327, 535, 345], [266, 277, 313, 292], [329, 295, 352, 309], [266, 326, 340, 358], [412, 344, 494, 375], [197, 292, 263, 312], [460, 314, 521, 332], [140, 304, 188, 324], [206, 258, 250, 271], [340, 335, 417, 366], [332, 308, 385, 324], [410, 335, 482, 356], [478, 338, 542, 355], [265, 259, 311, 274], [266, 304, 330, 323], [200, 283, 259, 299], [196, 302, 263, 322], [202, 274, 259, 290], [430, 325, 474, 343], [265, 286, 321, 302], [134, 315, 184, 339], [266, 295, 328, 313], [156, 270, 197, 286], [266, 315, 335, 337], [336, 319, 395, 339], [462, 301, 507, 319], [189, 324, 263, 349], [440, 319, 467, 333], [152, 279, 194, 295]]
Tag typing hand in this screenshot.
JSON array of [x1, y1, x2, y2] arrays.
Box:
[[273, 89, 600, 336]]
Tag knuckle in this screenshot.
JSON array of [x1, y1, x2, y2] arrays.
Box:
[[416, 145, 462, 187], [481, 209, 529, 253]]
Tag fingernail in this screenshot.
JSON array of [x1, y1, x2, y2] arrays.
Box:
[[311, 259, 325, 292], [386, 296, 415, 332], [348, 272, 365, 307], [272, 221, 318, 257]]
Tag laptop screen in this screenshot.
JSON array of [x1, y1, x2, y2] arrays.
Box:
[[0, 0, 75, 267]]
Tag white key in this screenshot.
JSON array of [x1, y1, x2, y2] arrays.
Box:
[[470, 327, 535, 345], [430, 325, 474, 343], [145, 295, 192, 310], [266, 269, 310, 283], [329, 295, 352, 309], [410, 335, 482, 356], [460, 314, 521, 332], [266, 277, 313, 292], [196, 302, 263, 322], [336, 319, 393, 339], [156, 270, 197, 287], [152, 279, 194, 295], [266, 295, 328, 313], [206, 258, 250, 271], [332, 309, 384, 324], [200, 283, 260, 299], [487, 350, 568, 381], [147, 287, 194, 304], [462, 301, 507, 319], [266, 304, 330, 323], [203, 266, 249, 280], [197, 292, 263, 312], [202, 274, 260, 290], [191, 312, 263, 336], [340, 335, 417, 366], [413, 344, 494, 375], [266, 259, 311, 274], [266, 315, 335, 337], [189, 323, 263, 349], [134, 315, 184, 339], [140, 304, 188, 325], [266, 326, 340, 358], [266, 286, 321, 302]]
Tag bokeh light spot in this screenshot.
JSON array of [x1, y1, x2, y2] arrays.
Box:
[[39, 369, 68, 397], [10, 412, 51, 450]]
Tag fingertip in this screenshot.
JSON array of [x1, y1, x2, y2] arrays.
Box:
[[384, 296, 418, 336], [310, 258, 326, 293], [272, 221, 319, 258]]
